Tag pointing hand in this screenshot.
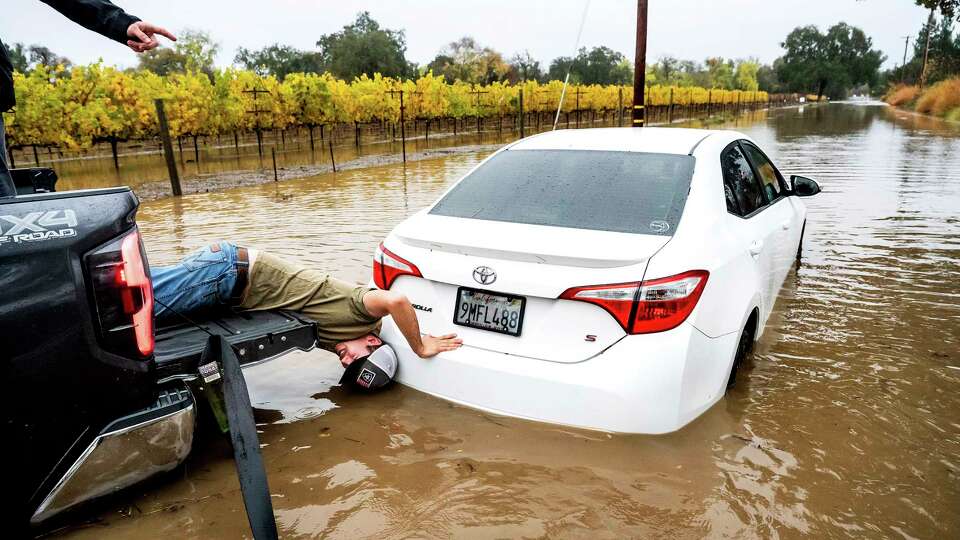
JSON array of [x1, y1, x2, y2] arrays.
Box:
[[126, 22, 177, 53]]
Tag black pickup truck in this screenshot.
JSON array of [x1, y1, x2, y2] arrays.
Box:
[[1, 169, 318, 528]]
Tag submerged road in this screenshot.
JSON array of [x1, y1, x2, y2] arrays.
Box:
[[50, 103, 960, 539]]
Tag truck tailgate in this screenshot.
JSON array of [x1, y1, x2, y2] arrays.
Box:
[[155, 310, 318, 380]]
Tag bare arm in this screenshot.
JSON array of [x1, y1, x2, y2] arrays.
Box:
[[363, 290, 462, 358]]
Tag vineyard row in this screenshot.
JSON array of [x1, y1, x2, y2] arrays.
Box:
[[2, 64, 775, 151]]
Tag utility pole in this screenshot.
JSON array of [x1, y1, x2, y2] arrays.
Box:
[[919, 8, 935, 89], [900, 35, 911, 83], [632, 0, 648, 127]]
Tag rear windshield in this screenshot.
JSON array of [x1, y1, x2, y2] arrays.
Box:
[[429, 149, 695, 235]]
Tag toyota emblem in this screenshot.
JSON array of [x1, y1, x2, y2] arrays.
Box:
[[473, 266, 497, 285]]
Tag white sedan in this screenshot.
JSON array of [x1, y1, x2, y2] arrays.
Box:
[[373, 127, 820, 434]]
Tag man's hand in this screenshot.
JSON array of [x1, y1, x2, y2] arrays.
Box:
[[363, 290, 464, 358], [417, 333, 463, 358], [126, 21, 176, 53]]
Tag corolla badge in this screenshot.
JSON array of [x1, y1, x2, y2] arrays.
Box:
[[473, 266, 497, 285]]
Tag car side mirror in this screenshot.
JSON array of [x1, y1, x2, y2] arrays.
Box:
[[791, 175, 821, 197]]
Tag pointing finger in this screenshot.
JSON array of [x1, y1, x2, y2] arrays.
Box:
[[145, 23, 177, 42]]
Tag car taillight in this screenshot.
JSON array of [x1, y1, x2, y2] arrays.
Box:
[[559, 270, 708, 334], [87, 229, 154, 358], [373, 242, 422, 289]]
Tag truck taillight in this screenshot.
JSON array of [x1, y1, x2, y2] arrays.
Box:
[[373, 242, 422, 289], [87, 229, 154, 358], [559, 270, 709, 334]]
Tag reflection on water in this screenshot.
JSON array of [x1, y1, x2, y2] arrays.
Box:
[[52, 104, 960, 539], [51, 125, 549, 192]]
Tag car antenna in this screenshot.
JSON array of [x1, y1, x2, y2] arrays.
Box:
[[552, 0, 592, 131]]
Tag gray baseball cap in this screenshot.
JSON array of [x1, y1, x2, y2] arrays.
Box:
[[339, 344, 398, 392]]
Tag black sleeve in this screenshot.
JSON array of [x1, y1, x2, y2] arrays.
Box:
[[39, 0, 141, 45]]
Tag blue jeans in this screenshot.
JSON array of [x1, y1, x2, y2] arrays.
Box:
[[152, 241, 242, 321]]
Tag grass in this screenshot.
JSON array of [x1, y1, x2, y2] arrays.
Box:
[[884, 77, 960, 121], [915, 78, 960, 117], [884, 84, 920, 107]]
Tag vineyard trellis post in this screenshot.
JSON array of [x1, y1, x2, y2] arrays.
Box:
[[618, 87, 624, 127], [271, 147, 278, 182], [518, 88, 525, 138], [109, 137, 119, 171], [470, 87, 489, 138], [243, 85, 271, 158], [328, 136, 337, 172], [573, 86, 584, 128], [386, 88, 419, 164], [668, 88, 674, 124], [153, 99, 182, 197]]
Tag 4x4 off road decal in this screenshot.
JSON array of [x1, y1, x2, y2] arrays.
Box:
[[0, 210, 78, 246]]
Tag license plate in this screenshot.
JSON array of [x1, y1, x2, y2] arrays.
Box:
[[453, 287, 526, 336]]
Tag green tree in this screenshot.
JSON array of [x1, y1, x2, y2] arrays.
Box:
[[916, 0, 959, 20], [7, 43, 29, 72], [705, 57, 734, 88], [316, 12, 414, 79], [234, 44, 322, 79], [138, 30, 219, 76], [904, 13, 960, 84], [428, 37, 510, 84], [677, 60, 710, 87], [757, 61, 783, 92], [734, 59, 760, 91], [547, 46, 631, 85], [776, 23, 885, 100], [27, 45, 71, 70], [507, 50, 544, 82], [649, 55, 682, 86]]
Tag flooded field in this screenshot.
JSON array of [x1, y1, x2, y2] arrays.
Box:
[[48, 104, 959, 538], [43, 120, 579, 194]]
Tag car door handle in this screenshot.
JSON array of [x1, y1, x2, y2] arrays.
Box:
[[749, 240, 763, 257], [780, 220, 791, 230]]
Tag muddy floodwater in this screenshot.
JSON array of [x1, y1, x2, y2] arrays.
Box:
[[48, 104, 959, 539]]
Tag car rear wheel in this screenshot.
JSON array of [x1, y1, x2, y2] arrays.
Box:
[[726, 314, 757, 390]]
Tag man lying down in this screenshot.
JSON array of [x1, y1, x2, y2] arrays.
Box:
[[151, 241, 463, 387]]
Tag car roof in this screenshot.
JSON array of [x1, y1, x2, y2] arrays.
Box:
[[508, 127, 742, 155]]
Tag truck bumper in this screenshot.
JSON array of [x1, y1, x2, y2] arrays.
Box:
[[31, 382, 196, 524]]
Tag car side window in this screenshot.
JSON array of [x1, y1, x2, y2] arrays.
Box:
[[741, 143, 783, 203], [721, 144, 765, 216]]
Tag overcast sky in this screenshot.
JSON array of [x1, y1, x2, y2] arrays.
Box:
[[1, 0, 935, 71]]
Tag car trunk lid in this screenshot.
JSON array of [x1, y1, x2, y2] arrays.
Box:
[[395, 213, 669, 270], [384, 221, 669, 363]]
